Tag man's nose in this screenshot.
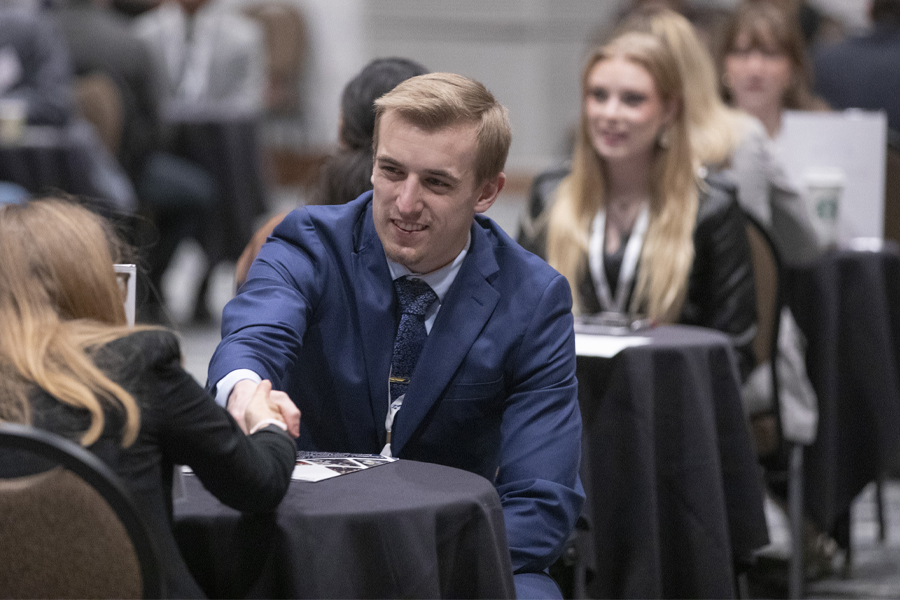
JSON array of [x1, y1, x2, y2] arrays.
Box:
[[396, 177, 422, 215]]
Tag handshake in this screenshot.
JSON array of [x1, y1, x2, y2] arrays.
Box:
[[229, 379, 301, 438]]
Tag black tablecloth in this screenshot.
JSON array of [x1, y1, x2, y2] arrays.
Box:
[[577, 325, 769, 599], [167, 116, 268, 264], [0, 126, 97, 197], [173, 459, 515, 599], [786, 247, 900, 535]]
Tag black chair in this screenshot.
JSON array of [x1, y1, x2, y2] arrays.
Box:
[[0, 422, 164, 598], [744, 211, 806, 599]]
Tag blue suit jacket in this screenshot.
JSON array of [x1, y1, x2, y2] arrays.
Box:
[[209, 192, 585, 573]]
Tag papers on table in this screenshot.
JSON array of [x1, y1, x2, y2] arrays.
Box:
[[575, 333, 650, 358], [292, 452, 397, 482]]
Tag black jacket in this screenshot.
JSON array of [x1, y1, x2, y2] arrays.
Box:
[[518, 168, 757, 380], [26, 329, 296, 598]]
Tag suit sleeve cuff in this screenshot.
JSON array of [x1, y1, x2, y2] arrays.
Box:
[[214, 369, 262, 408]]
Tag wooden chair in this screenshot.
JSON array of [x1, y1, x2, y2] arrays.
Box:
[[0, 422, 164, 598], [243, 2, 308, 115], [75, 72, 124, 157], [744, 211, 806, 599]]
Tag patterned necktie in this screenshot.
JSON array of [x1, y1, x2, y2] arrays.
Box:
[[390, 277, 438, 402]]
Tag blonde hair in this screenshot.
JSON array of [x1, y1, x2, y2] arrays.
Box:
[[373, 72, 511, 184], [617, 6, 751, 168], [0, 198, 142, 446], [545, 32, 698, 322]]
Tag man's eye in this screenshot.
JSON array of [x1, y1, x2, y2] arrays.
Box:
[[427, 178, 450, 189]]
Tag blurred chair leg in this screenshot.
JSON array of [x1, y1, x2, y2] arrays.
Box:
[[833, 510, 852, 578], [573, 551, 586, 600], [788, 443, 804, 599], [736, 571, 750, 599], [876, 474, 887, 543]]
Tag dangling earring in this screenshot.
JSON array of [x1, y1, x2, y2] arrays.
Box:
[[658, 127, 671, 149]]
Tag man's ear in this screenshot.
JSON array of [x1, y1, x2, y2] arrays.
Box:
[[474, 172, 506, 214]]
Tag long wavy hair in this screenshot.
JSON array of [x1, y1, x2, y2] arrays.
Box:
[[545, 32, 698, 322], [617, 6, 753, 168], [0, 198, 143, 446]]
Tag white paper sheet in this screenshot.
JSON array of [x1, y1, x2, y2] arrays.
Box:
[[575, 333, 650, 358]]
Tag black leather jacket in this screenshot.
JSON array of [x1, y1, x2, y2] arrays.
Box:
[[518, 168, 757, 381]]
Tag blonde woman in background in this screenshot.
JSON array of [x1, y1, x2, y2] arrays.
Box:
[[0, 198, 299, 598], [617, 6, 820, 447], [624, 6, 836, 578], [524, 30, 758, 380], [621, 5, 822, 266]]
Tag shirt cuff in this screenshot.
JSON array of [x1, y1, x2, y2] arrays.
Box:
[[214, 369, 262, 408], [249, 418, 288, 435]]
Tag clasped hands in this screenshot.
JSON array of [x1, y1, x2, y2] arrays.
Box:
[[229, 379, 301, 438]]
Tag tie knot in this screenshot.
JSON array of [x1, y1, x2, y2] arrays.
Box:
[[395, 277, 437, 317]]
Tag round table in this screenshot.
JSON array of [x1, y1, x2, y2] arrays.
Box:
[[173, 458, 515, 599], [0, 125, 98, 198], [786, 246, 900, 549], [576, 324, 769, 599]]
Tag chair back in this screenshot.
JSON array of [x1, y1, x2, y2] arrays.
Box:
[[75, 72, 124, 156], [744, 211, 782, 370], [243, 2, 308, 114], [743, 210, 786, 459], [0, 423, 164, 599]]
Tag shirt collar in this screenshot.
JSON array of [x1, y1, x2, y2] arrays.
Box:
[[386, 231, 471, 304]]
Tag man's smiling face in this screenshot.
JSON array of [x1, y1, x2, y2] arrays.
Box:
[[371, 110, 501, 274]]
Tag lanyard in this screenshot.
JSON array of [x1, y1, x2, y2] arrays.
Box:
[[588, 203, 649, 313]]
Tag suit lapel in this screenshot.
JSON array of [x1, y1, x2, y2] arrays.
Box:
[[350, 200, 395, 444], [391, 223, 500, 455]]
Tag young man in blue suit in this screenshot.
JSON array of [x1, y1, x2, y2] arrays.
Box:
[[208, 72, 584, 598]]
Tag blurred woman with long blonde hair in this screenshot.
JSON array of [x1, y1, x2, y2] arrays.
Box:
[[615, 7, 821, 447], [524, 30, 757, 379], [0, 198, 299, 598]]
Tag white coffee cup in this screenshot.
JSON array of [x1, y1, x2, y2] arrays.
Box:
[[0, 98, 26, 144], [802, 167, 845, 247]]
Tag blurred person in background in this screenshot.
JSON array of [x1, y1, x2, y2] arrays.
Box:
[[0, 197, 298, 598], [0, 4, 136, 213], [49, 0, 219, 326], [614, 5, 820, 441], [134, 0, 265, 117], [134, 0, 267, 323], [234, 57, 429, 289], [51, 0, 162, 182], [718, 0, 830, 140], [520, 30, 757, 381], [814, 0, 900, 133], [0, 5, 73, 127], [615, 6, 829, 580], [718, 1, 845, 577]]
